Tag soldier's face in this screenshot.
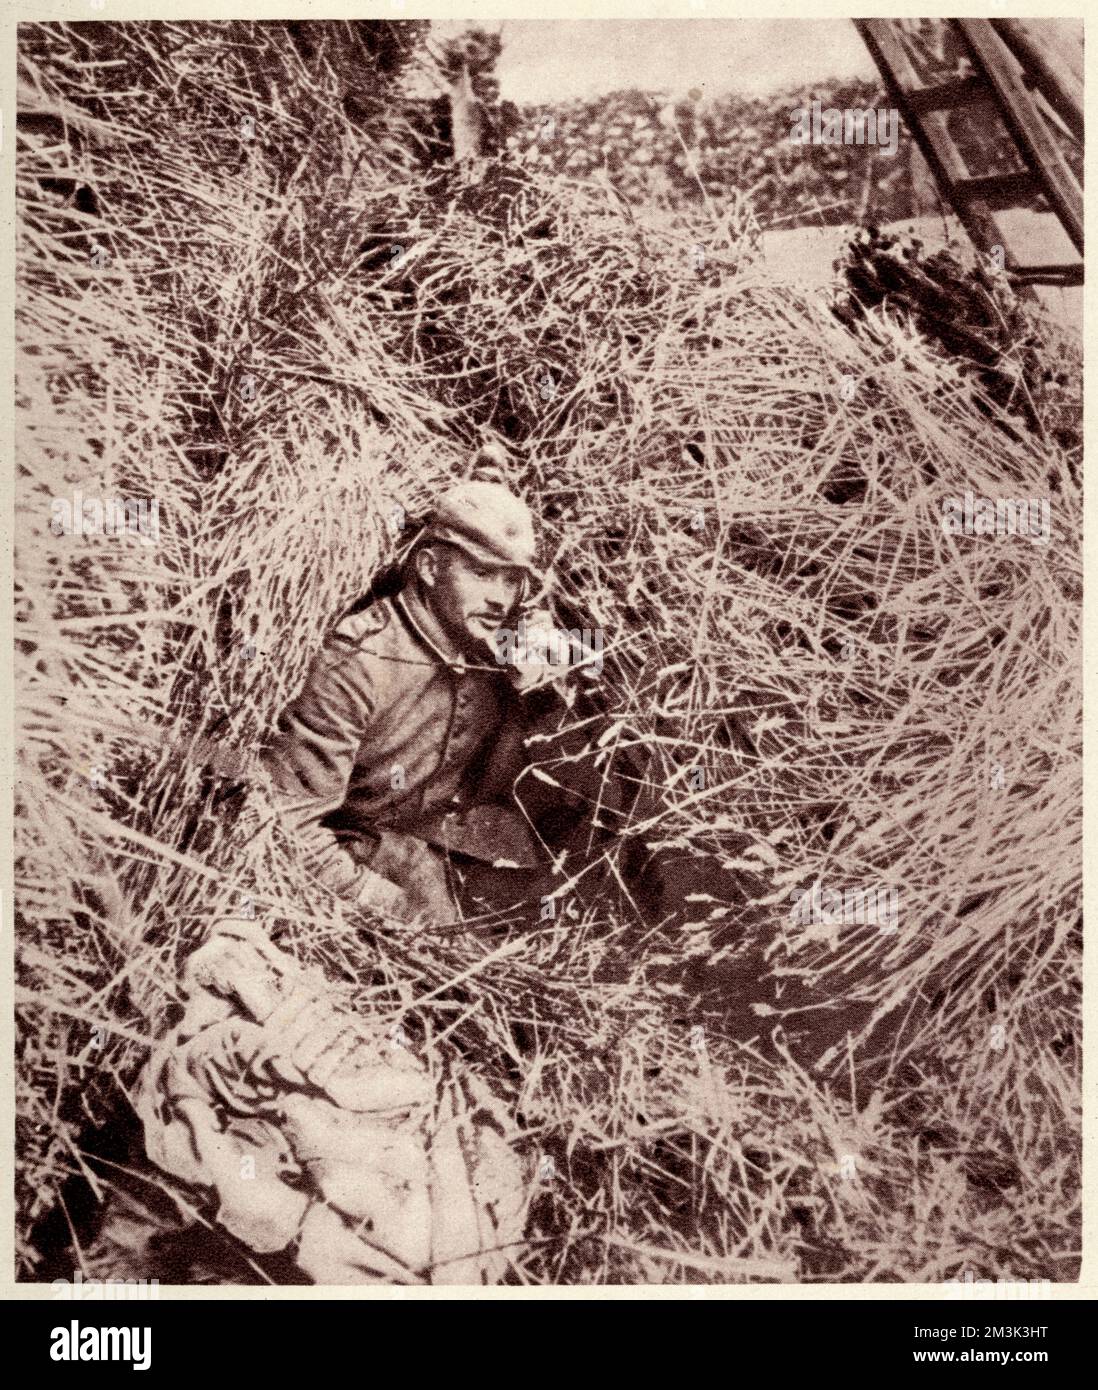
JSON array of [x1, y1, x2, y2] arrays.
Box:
[[420, 544, 525, 655]]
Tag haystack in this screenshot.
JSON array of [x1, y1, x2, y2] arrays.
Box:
[[16, 19, 1080, 1284]]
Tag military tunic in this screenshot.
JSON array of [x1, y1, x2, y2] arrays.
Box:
[[263, 588, 524, 912]]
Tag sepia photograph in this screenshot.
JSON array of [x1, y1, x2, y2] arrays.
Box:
[[11, 8, 1084, 1302]]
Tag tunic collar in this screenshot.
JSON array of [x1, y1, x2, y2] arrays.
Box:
[[395, 587, 471, 675]]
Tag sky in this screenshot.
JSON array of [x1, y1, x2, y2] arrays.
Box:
[[492, 19, 876, 103]]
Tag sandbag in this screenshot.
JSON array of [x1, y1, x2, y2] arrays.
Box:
[[135, 920, 530, 1283]]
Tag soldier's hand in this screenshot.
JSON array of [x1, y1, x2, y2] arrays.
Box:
[[356, 831, 459, 925], [505, 607, 589, 694]]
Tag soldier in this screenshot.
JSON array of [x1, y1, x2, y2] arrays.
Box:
[[262, 465, 574, 925]]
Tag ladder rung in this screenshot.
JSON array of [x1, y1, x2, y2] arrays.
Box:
[[906, 75, 989, 116], [951, 170, 1039, 209], [856, 19, 1007, 260], [1009, 263, 1083, 286], [955, 19, 1083, 253]]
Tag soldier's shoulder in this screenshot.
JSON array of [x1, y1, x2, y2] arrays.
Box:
[[316, 594, 431, 685], [329, 597, 399, 650]]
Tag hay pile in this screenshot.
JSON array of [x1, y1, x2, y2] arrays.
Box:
[[16, 20, 1080, 1284]]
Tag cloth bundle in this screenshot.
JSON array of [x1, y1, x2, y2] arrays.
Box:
[[135, 920, 530, 1283]]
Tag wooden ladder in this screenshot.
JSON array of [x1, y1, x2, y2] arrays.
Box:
[[855, 18, 1083, 288]]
